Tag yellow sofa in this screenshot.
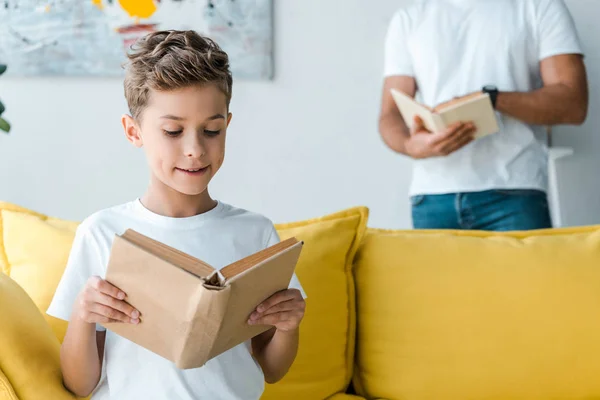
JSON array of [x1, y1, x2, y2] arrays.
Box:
[[3, 201, 600, 400]]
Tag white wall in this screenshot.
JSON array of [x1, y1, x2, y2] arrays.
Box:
[[0, 0, 598, 229]]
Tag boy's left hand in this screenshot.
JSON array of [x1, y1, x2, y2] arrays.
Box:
[[248, 289, 305, 332]]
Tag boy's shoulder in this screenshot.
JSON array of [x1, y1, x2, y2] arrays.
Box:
[[217, 202, 278, 240], [75, 201, 138, 236], [218, 202, 274, 226]]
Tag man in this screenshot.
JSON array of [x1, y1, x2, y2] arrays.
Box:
[[379, 0, 588, 231]]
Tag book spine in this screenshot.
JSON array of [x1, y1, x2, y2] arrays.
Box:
[[175, 284, 232, 369], [431, 113, 446, 132]]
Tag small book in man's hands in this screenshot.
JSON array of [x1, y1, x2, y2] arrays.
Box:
[[101, 229, 303, 369], [390, 88, 500, 139]]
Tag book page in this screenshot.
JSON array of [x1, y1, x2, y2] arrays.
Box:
[[121, 230, 215, 279], [220, 237, 300, 280], [436, 94, 500, 138], [208, 241, 303, 360], [390, 89, 444, 133]]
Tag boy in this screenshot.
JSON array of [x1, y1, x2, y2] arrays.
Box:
[[47, 30, 306, 399]]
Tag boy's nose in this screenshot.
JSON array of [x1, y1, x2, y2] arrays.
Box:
[[184, 136, 206, 158]]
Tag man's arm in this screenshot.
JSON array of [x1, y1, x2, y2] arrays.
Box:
[[378, 76, 417, 155], [495, 54, 588, 126]]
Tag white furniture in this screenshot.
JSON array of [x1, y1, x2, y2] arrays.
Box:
[[547, 146, 574, 228]]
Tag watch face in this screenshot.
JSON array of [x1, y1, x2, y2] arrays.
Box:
[[484, 85, 497, 92]]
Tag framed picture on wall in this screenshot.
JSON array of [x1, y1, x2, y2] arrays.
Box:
[[0, 0, 274, 80]]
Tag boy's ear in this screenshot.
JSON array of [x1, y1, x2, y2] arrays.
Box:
[[122, 114, 143, 148], [226, 112, 232, 128]]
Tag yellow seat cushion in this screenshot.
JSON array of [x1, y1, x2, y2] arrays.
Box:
[[325, 394, 366, 400], [0, 369, 18, 400], [354, 226, 600, 400], [0, 202, 78, 342], [0, 272, 76, 399], [0, 202, 79, 343], [261, 207, 369, 400]]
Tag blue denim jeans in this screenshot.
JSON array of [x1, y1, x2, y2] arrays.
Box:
[[411, 189, 553, 231]]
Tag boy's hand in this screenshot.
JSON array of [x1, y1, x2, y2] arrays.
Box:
[[248, 289, 305, 332], [74, 276, 140, 325]]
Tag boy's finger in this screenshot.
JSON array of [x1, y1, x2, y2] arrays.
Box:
[[250, 299, 298, 320], [249, 311, 294, 326], [92, 277, 126, 300], [96, 292, 140, 319], [89, 304, 137, 324], [256, 289, 300, 313], [88, 312, 122, 324]]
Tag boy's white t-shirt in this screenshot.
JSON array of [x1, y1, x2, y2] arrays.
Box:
[[47, 199, 305, 400], [384, 0, 583, 196]]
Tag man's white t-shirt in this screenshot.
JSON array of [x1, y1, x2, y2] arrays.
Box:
[[47, 199, 305, 400], [384, 0, 583, 196]]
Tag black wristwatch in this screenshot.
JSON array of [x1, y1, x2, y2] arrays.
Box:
[[482, 85, 499, 109]]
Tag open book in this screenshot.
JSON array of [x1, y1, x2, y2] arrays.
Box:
[[390, 88, 500, 139], [101, 229, 303, 369]]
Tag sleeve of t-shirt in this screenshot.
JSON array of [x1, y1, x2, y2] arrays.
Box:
[[46, 224, 107, 332], [383, 9, 414, 77], [537, 0, 583, 60], [265, 226, 307, 299]]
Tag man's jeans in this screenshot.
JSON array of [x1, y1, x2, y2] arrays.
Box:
[[411, 189, 553, 231]]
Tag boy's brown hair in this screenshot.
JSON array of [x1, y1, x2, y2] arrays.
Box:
[[124, 30, 233, 120]]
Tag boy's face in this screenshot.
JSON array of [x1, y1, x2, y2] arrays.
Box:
[[123, 84, 231, 196]]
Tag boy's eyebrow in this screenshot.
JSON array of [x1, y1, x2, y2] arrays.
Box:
[[206, 114, 226, 121], [159, 114, 225, 121]]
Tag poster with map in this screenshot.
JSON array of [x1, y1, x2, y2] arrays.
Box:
[[0, 0, 273, 79]]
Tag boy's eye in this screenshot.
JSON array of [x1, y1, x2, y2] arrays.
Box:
[[204, 130, 221, 137], [164, 130, 183, 136]]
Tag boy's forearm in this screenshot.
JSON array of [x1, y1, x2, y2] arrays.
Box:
[[495, 84, 588, 126], [60, 318, 102, 397], [252, 328, 299, 384]]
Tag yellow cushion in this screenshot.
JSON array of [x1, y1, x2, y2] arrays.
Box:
[[325, 394, 366, 400], [0, 202, 79, 342], [0, 273, 76, 400], [0, 369, 18, 400], [261, 207, 369, 400], [354, 226, 600, 400]]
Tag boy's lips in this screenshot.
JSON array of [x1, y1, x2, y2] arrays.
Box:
[[176, 166, 209, 176]]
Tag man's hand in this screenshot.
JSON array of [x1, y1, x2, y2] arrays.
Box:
[[405, 116, 476, 159], [73, 276, 140, 325], [248, 289, 305, 332]]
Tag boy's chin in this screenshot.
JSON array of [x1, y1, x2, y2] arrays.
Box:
[[172, 185, 210, 196]]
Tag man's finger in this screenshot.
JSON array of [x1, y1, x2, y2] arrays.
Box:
[[433, 123, 475, 148], [256, 289, 300, 313], [440, 133, 475, 155], [410, 115, 426, 135], [431, 122, 471, 144]]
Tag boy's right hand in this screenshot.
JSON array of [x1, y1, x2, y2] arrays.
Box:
[[74, 276, 140, 325], [405, 116, 476, 159]]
